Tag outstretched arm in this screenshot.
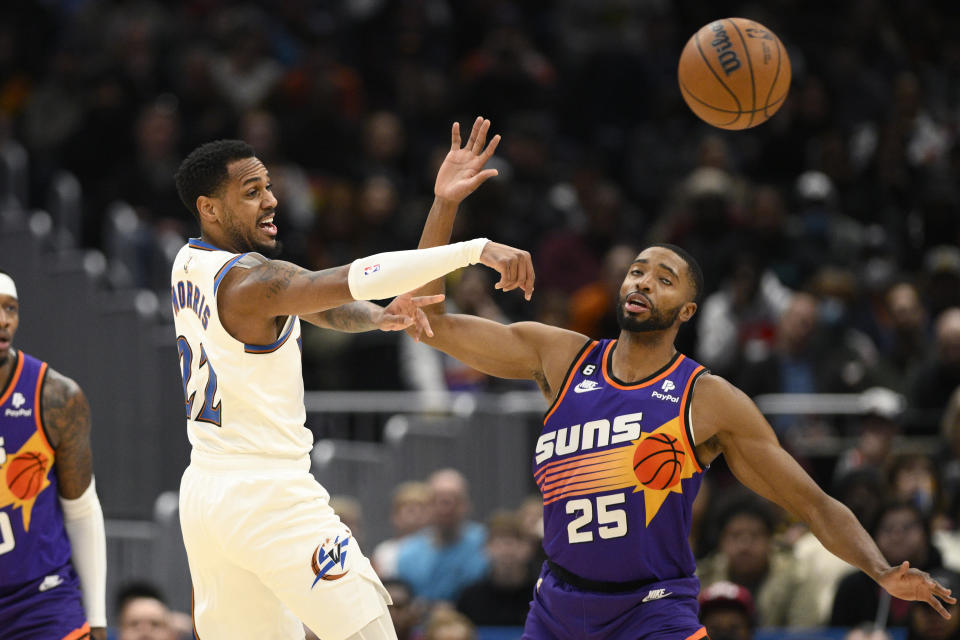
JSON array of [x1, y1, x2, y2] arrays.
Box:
[[693, 374, 956, 618], [42, 369, 107, 640]]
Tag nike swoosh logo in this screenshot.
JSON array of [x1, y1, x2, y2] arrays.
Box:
[[573, 384, 601, 394], [641, 590, 672, 602]]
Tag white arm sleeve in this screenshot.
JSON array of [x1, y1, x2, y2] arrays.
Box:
[[59, 477, 107, 627], [347, 238, 489, 301]]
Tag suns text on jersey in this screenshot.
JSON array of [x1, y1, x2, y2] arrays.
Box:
[[171, 280, 211, 329], [535, 412, 642, 464]]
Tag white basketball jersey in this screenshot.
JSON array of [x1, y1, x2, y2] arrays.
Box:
[[170, 238, 311, 458]]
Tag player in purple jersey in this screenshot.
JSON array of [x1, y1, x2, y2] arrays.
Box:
[[406, 132, 956, 638], [0, 270, 107, 640]]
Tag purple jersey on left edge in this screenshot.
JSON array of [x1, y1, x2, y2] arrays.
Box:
[[534, 339, 708, 585], [0, 350, 88, 639]]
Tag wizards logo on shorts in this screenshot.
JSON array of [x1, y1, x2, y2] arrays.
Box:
[[310, 535, 350, 587], [362, 264, 380, 276]]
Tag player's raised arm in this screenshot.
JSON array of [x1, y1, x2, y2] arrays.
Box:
[[407, 118, 586, 398], [42, 369, 107, 640], [692, 374, 957, 619]]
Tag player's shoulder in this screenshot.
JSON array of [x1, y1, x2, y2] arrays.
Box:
[[690, 372, 752, 408], [41, 366, 85, 409]]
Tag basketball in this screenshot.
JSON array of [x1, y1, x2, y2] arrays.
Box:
[[678, 17, 791, 130], [6, 452, 48, 501], [633, 433, 685, 490]]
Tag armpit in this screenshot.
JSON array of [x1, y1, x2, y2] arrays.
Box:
[[695, 435, 723, 466]]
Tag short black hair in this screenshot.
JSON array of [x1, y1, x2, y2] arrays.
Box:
[[716, 494, 777, 538], [174, 139, 256, 221], [114, 580, 167, 617], [642, 243, 704, 304]]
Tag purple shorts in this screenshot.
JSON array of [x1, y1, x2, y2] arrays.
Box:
[[0, 563, 89, 639], [522, 563, 708, 640]]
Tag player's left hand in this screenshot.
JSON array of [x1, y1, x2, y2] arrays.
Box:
[[376, 293, 445, 338], [434, 117, 501, 204], [91, 627, 107, 640], [878, 561, 957, 619]]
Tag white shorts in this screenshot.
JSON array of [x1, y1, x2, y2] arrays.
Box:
[[180, 451, 392, 640]]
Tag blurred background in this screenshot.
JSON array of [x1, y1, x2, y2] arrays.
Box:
[[1, 0, 959, 638]]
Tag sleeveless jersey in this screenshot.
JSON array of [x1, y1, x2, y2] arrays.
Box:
[[534, 339, 708, 584], [0, 351, 73, 586], [171, 238, 310, 458]]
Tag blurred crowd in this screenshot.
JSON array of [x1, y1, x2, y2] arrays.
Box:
[[4, 0, 960, 637]]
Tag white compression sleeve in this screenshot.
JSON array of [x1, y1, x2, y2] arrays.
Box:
[[59, 477, 107, 627], [347, 238, 489, 301]]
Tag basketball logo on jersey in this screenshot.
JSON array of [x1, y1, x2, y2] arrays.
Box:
[[310, 534, 351, 587], [0, 432, 52, 531]]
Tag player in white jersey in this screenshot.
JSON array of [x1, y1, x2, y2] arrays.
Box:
[[170, 118, 533, 640]]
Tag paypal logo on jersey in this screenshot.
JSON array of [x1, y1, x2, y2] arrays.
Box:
[[535, 412, 643, 464], [4, 392, 32, 418], [651, 379, 680, 403]]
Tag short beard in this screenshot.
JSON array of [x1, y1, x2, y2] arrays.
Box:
[[616, 297, 682, 333], [224, 217, 282, 257]]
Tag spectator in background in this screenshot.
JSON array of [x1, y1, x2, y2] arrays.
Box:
[[924, 247, 960, 318], [396, 469, 488, 603], [908, 568, 960, 640], [832, 501, 944, 628], [697, 580, 755, 640], [876, 280, 930, 392], [372, 481, 432, 579], [456, 510, 536, 626], [382, 579, 424, 640], [697, 494, 818, 627], [889, 455, 940, 518], [695, 252, 792, 378], [114, 581, 189, 640], [937, 389, 960, 542], [834, 388, 904, 481], [423, 608, 475, 640], [908, 308, 960, 434]]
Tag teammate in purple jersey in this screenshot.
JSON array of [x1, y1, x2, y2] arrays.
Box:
[[0, 270, 107, 640], [405, 125, 956, 639]]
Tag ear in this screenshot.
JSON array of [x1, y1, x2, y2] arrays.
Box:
[[678, 301, 698, 323], [196, 195, 219, 224]]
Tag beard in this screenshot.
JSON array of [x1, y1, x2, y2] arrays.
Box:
[[616, 295, 682, 333], [224, 213, 283, 258]]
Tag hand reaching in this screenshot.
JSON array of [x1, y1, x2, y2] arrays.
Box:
[[478, 241, 535, 301], [434, 117, 501, 204], [376, 293, 445, 339], [878, 561, 956, 619]]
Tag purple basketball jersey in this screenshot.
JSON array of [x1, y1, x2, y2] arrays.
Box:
[[535, 339, 708, 584], [0, 351, 72, 587]]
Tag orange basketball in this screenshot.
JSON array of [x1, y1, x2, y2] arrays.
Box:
[[678, 17, 791, 130], [632, 433, 684, 490], [6, 452, 48, 500]]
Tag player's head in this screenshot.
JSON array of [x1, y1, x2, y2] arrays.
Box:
[[174, 139, 281, 256], [616, 244, 702, 334], [0, 270, 19, 364]]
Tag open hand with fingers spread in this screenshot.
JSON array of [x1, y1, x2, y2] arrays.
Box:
[[435, 117, 501, 204], [478, 242, 535, 301], [878, 561, 957, 619], [376, 293, 446, 339]]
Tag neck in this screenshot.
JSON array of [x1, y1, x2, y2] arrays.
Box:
[[611, 329, 678, 382], [0, 348, 16, 387], [434, 523, 462, 546]]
